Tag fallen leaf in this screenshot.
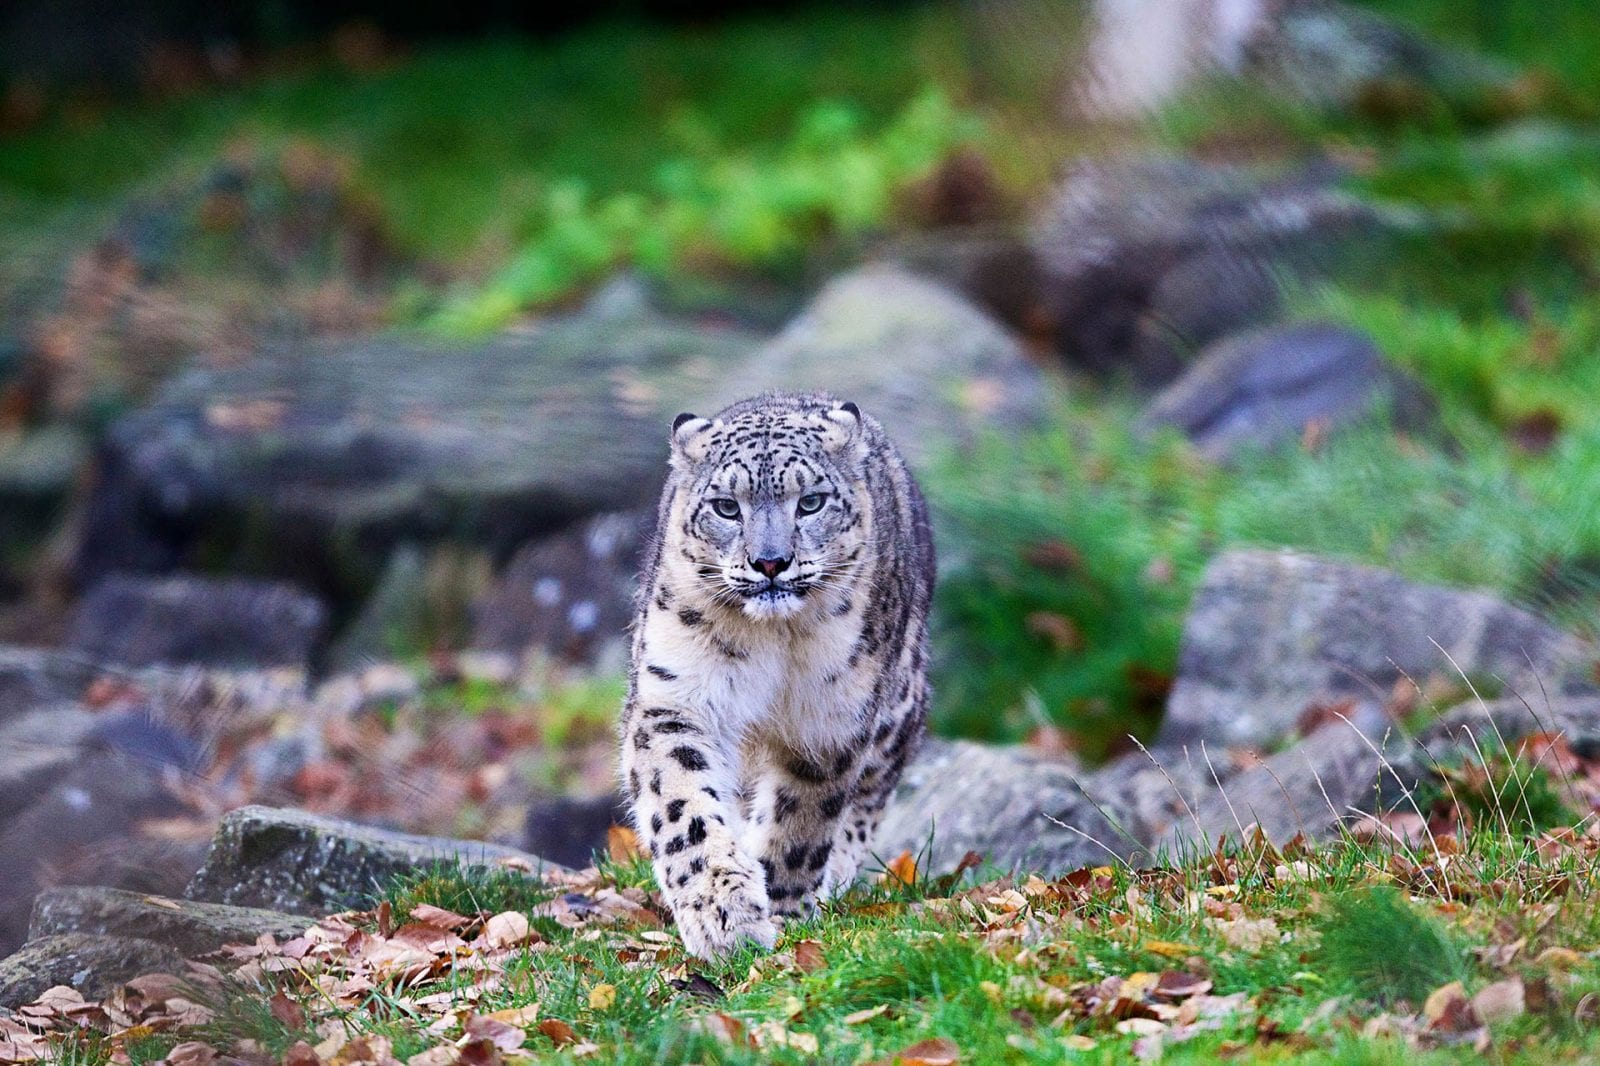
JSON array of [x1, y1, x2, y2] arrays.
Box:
[[1423, 982, 1481, 1033], [1143, 940, 1198, 959], [269, 992, 306, 1029], [463, 1015, 526, 1053], [1061, 1034, 1097, 1050], [1210, 916, 1278, 953], [165, 1043, 217, 1066], [1153, 972, 1212, 1000], [695, 1013, 752, 1047], [481, 912, 534, 950], [1536, 947, 1583, 969], [843, 1005, 889, 1025], [283, 1041, 321, 1066], [794, 940, 827, 974], [587, 984, 616, 1011], [405, 1047, 456, 1066], [411, 905, 472, 931], [607, 824, 645, 863], [1472, 979, 1525, 1025], [141, 896, 184, 911], [536, 1020, 576, 1046], [873, 1036, 960, 1065], [484, 1005, 540, 1027], [883, 851, 918, 889]]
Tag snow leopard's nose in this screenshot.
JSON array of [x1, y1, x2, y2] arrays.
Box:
[[750, 555, 792, 579]]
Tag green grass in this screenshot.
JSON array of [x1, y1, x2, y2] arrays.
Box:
[[922, 0, 1600, 751], [1315, 886, 1466, 1005], [0, 9, 974, 261], [36, 815, 1600, 1066], [379, 860, 558, 926]]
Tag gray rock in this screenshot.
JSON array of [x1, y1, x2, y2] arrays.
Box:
[[0, 706, 99, 820], [1243, 0, 1516, 112], [1083, 746, 1217, 849], [1155, 721, 1405, 854], [725, 265, 1048, 460], [875, 740, 1141, 876], [75, 310, 762, 590], [0, 748, 194, 953], [1128, 249, 1282, 384], [1161, 550, 1594, 750], [470, 512, 648, 666], [186, 805, 566, 915], [1137, 322, 1430, 459], [0, 646, 97, 725], [65, 574, 326, 670], [0, 934, 190, 1009], [1416, 696, 1600, 763], [1030, 156, 1392, 386], [29, 887, 306, 958]]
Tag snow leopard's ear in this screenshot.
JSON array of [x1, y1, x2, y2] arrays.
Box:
[[670, 412, 719, 468], [815, 401, 863, 457]]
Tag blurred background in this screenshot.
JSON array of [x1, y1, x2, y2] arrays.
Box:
[[0, 0, 1596, 952]]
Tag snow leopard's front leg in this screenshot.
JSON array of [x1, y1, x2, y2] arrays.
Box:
[[620, 701, 777, 959], [753, 744, 865, 917]]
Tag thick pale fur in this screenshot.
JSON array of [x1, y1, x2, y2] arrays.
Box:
[[617, 391, 935, 959]]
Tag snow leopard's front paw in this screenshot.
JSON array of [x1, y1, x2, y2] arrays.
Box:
[[670, 861, 779, 960]]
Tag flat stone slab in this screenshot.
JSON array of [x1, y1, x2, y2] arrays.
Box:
[[0, 934, 188, 1010], [186, 805, 566, 915], [29, 887, 307, 959]]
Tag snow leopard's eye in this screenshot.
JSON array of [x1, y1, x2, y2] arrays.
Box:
[[710, 498, 741, 520], [796, 492, 825, 516]]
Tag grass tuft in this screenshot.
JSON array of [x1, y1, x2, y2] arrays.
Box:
[[1314, 886, 1465, 1005]]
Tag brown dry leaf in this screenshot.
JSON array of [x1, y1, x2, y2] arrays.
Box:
[[607, 824, 646, 862], [1115, 1018, 1166, 1037], [1153, 972, 1212, 1000], [1210, 916, 1279, 953], [843, 1005, 889, 1025], [455, 1039, 501, 1066], [872, 1036, 960, 1065], [1535, 947, 1584, 969], [882, 851, 918, 889], [270, 992, 307, 1030], [405, 1048, 456, 1066], [463, 1016, 526, 1054], [1423, 982, 1481, 1033], [1472, 979, 1526, 1025], [696, 1013, 753, 1047], [749, 1022, 820, 1054], [165, 1043, 218, 1066], [794, 940, 827, 974], [481, 912, 534, 950], [483, 1005, 540, 1027], [535, 1020, 576, 1046], [411, 905, 472, 932], [283, 1041, 322, 1066], [141, 896, 184, 912]]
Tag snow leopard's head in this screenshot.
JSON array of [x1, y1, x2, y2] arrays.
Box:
[[667, 392, 871, 621]]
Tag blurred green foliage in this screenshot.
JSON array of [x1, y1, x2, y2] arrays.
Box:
[[432, 89, 977, 331]]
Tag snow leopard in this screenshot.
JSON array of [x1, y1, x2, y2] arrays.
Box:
[[617, 391, 935, 959]]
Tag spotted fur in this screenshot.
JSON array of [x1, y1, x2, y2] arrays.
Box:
[[618, 391, 935, 958]]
